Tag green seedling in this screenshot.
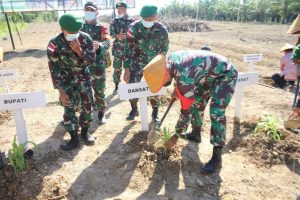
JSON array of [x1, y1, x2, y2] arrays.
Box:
[[8, 135, 37, 173], [254, 115, 283, 141], [161, 127, 173, 159]]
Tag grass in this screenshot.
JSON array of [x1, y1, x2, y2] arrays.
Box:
[[254, 115, 283, 141], [8, 135, 37, 173], [0, 22, 28, 38]]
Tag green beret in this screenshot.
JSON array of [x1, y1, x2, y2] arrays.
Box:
[[292, 45, 300, 60], [116, 2, 127, 8], [140, 5, 157, 18], [59, 13, 83, 32]]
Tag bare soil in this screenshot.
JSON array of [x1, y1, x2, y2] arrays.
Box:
[[0, 21, 299, 200]]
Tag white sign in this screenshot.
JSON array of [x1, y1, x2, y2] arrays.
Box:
[[0, 91, 46, 111], [234, 72, 259, 119], [236, 72, 259, 87], [119, 81, 167, 131], [243, 54, 263, 63], [0, 69, 19, 81], [119, 81, 167, 100]]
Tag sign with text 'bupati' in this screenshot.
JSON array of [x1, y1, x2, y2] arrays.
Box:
[[119, 81, 167, 100], [243, 54, 263, 63], [236, 72, 259, 87], [0, 69, 19, 81], [0, 91, 46, 111]]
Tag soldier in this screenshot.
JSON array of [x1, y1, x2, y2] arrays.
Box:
[[110, 1, 135, 94], [143, 50, 238, 174], [47, 13, 95, 150], [123, 5, 169, 121], [81, 2, 110, 124]]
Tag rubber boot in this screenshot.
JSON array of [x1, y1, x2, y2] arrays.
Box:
[[183, 126, 201, 143], [81, 127, 95, 145], [151, 107, 160, 123], [60, 131, 80, 151], [200, 146, 223, 174], [126, 103, 139, 121], [98, 111, 107, 124], [113, 83, 119, 95]]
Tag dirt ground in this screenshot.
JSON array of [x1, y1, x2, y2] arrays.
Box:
[[0, 21, 299, 200]]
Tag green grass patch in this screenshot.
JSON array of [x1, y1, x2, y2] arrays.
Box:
[[0, 21, 28, 38]]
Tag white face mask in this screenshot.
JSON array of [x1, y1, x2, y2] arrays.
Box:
[[84, 11, 96, 21], [141, 19, 155, 28], [118, 14, 124, 18], [65, 33, 79, 41]]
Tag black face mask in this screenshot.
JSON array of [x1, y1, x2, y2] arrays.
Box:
[[164, 80, 172, 87]]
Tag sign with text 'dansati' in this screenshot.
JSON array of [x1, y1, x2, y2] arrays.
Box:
[[119, 81, 167, 100], [0, 91, 46, 111]]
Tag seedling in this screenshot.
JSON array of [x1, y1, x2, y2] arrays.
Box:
[[254, 115, 283, 141], [7, 135, 37, 173], [161, 127, 173, 159]]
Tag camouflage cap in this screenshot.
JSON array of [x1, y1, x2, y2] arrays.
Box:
[[84, 2, 98, 10], [116, 2, 127, 8]]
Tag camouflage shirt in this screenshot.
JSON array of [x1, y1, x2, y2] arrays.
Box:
[[124, 20, 169, 71], [110, 14, 135, 40], [47, 32, 95, 89], [81, 20, 110, 59], [110, 15, 135, 56], [168, 50, 237, 99]]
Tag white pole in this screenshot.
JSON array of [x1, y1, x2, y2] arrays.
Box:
[[0, 80, 9, 93], [234, 86, 243, 119], [139, 97, 149, 131], [248, 62, 254, 72], [14, 110, 28, 145]]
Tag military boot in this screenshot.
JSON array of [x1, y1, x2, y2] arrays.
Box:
[[151, 107, 160, 123], [113, 83, 119, 95], [182, 126, 201, 143], [81, 127, 95, 145], [60, 131, 80, 151], [98, 111, 107, 124], [200, 146, 223, 174], [126, 103, 139, 121]]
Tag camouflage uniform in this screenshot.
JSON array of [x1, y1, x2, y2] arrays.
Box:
[[124, 20, 169, 107], [110, 14, 134, 85], [81, 21, 110, 112], [47, 32, 95, 133], [168, 50, 238, 146]]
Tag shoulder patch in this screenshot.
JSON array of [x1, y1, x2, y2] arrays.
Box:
[[47, 42, 56, 52]]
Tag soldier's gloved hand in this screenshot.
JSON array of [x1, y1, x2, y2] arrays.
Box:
[[175, 86, 194, 110], [123, 69, 130, 83], [58, 88, 71, 107], [93, 41, 100, 50]]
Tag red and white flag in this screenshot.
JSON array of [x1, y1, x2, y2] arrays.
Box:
[[47, 42, 56, 52]]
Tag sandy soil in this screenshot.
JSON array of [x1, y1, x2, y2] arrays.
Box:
[[0, 21, 299, 200]]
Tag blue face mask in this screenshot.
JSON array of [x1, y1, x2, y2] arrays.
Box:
[[65, 33, 79, 41], [141, 19, 155, 28], [84, 11, 96, 21]]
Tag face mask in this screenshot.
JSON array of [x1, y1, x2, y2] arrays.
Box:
[[141, 19, 154, 28], [118, 14, 124, 18], [85, 11, 96, 21], [65, 33, 79, 41]]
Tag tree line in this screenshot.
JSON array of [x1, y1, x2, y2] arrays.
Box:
[[159, 0, 300, 23]]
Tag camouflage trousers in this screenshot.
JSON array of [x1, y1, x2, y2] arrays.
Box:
[[89, 64, 106, 112], [112, 55, 123, 84], [129, 71, 160, 108], [175, 67, 238, 146], [62, 80, 93, 133]]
